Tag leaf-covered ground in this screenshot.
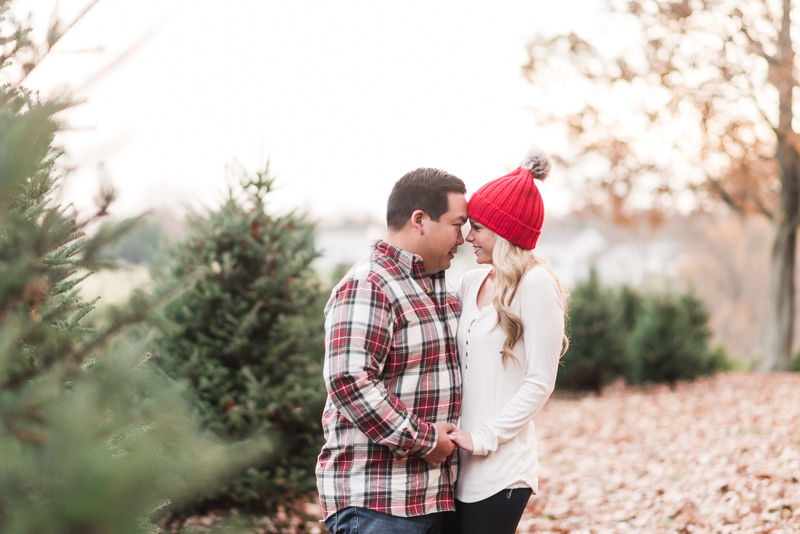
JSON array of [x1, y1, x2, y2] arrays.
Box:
[[167, 373, 800, 533], [520, 373, 800, 533]]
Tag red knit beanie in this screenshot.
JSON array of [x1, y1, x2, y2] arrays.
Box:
[[467, 148, 550, 250]]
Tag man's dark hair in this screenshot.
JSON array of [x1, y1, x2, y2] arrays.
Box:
[[386, 168, 466, 231]]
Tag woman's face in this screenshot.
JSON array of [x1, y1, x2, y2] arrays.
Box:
[[465, 219, 496, 265]]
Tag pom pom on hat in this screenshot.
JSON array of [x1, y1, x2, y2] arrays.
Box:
[[521, 146, 551, 181], [467, 147, 550, 250]]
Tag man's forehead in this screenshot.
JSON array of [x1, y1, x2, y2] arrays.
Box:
[[446, 193, 468, 217], [446, 192, 467, 206]]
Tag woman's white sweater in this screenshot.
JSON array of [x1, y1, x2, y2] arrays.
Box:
[[455, 266, 564, 503]]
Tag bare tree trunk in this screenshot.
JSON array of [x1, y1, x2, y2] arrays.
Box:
[[760, 0, 798, 372], [760, 158, 797, 372], [760, 185, 797, 372]]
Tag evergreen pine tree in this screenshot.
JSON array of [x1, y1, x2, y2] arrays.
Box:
[[561, 271, 726, 389], [0, 4, 263, 532], [627, 291, 717, 384], [558, 269, 631, 391], [154, 163, 326, 513]]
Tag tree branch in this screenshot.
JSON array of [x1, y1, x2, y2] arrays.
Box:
[[743, 190, 777, 220], [741, 75, 779, 135], [740, 26, 778, 66], [707, 178, 745, 215], [708, 177, 775, 220], [15, 0, 102, 87]]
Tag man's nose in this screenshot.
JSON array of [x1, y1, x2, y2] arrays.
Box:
[[457, 231, 465, 245]]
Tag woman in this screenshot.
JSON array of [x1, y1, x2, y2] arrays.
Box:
[[445, 149, 569, 534]]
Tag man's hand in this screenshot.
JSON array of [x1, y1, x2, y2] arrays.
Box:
[[423, 422, 456, 466]]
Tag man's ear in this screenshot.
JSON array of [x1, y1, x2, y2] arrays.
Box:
[[410, 209, 427, 235]]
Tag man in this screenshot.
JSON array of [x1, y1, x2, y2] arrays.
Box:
[[316, 168, 468, 534]]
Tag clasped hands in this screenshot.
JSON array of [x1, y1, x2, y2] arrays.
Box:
[[423, 423, 475, 467]]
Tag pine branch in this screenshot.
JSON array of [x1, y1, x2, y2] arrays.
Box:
[[14, 0, 103, 86]]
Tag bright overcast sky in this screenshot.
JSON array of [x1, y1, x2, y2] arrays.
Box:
[[15, 0, 603, 223]]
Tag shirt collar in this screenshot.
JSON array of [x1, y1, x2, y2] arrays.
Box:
[[372, 240, 446, 281], [372, 240, 447, 299], [372, 239, 420, 271]]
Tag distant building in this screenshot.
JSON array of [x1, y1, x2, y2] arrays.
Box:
[[536, 226, 607, 287], [313, 217, 477, 288], [314, 218, 385, 274], [314, 215, 683, 289], [536, 217, 683, 288]]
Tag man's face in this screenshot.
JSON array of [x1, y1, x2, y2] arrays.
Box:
[[420, 192, 468, 274]]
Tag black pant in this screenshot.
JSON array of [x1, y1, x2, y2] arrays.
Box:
[[442, 487, 532, 534]]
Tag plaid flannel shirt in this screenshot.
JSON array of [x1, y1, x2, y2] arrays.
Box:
[[315, 240, 462, 520]]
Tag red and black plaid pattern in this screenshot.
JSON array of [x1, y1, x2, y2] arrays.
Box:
[[316, 240, 461, 520]]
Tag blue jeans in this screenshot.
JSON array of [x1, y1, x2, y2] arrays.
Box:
[[325, 507, 444, 534]]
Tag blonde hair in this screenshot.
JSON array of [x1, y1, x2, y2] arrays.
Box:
[[491, 234, 570, 367]]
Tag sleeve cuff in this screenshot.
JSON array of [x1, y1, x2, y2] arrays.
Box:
[[386, 419, 437, 460], [470, 431, 488, 456], [408, 420, 437, 458]]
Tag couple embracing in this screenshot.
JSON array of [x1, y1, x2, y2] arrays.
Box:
[[316, 149, 569, 534]]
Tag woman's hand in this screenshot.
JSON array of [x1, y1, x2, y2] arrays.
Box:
[[448, 427, 474, 454]]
